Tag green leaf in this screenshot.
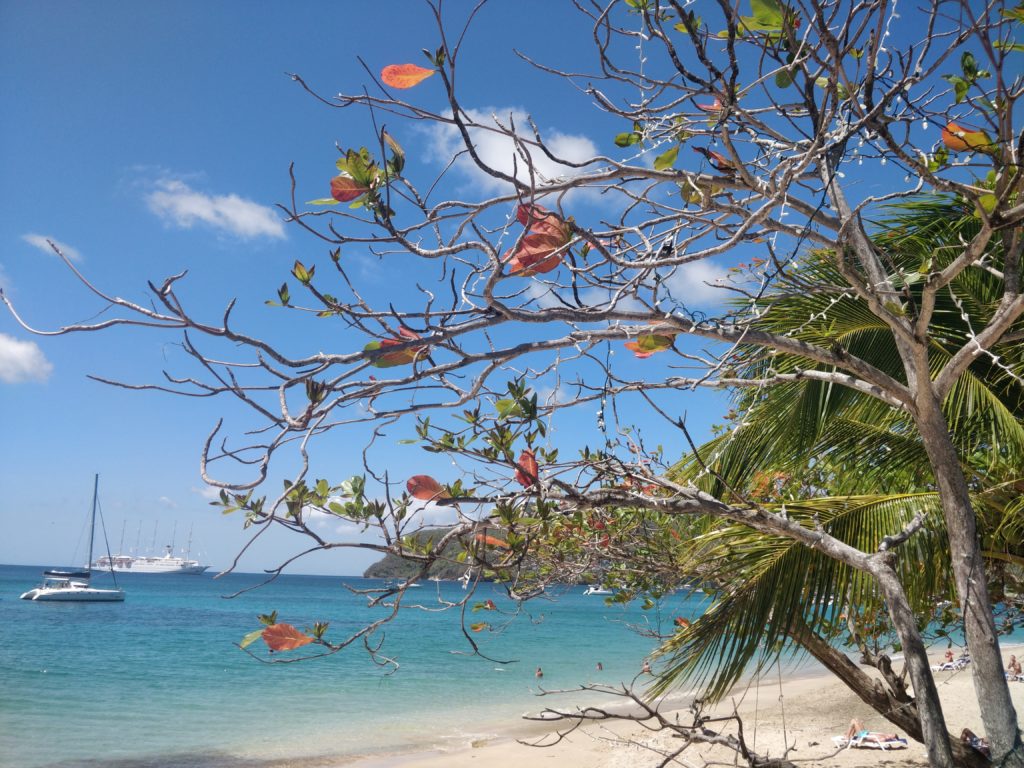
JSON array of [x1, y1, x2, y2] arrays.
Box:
[[961, 51, 978, 80], [307, 198, 339, 206], [993, 40, 1024, 52], [654, 145, 679, 171], [1002, 5, 1024, 21], [944, 75, 969, 104], [239, 629, 264, 649], [292, 261, 312, 284], [750, 0, 784, 28], [495, 398, 524, 418], [397, 438, 418, 445], [775, 69, 793, 88], [278, 283, 290, 306], [615, 131, 642, 147]]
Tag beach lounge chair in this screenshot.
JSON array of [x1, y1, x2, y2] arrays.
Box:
[[832, 734, 909, 751], [931, 656, 970, 672]]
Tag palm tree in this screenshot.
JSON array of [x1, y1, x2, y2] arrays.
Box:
[[655, 196, 1023, 764]]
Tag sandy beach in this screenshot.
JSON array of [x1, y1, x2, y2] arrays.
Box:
[[347, 646, 1024, 768]]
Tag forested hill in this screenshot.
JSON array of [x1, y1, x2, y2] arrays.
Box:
[[362, 527, 469, 580]]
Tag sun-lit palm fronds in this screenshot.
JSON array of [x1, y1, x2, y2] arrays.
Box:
[[652, 493, 949, 701], [659, 196, 1024, 701]]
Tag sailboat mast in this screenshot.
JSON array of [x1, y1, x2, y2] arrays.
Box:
[[87, 474, 99, 574]]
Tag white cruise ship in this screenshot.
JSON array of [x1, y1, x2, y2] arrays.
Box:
[[94, 545, 209, 575]]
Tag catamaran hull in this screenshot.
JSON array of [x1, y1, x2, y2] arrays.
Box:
[[20, 587, 125, 602]]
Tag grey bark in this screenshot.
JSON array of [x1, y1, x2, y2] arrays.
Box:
[[916, 396, 1024, 767]]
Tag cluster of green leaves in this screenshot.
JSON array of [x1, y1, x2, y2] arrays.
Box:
[[945, 52, 991, 105], [308, 133, 406, 220], [415, 379, 555, 465]]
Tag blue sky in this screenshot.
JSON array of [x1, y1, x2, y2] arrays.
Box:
[[0, 2, 746, 575]]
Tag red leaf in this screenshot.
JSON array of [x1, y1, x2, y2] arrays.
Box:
[[262, 623, 314, 652], [329, 175, 370, 202], [692, 146, 735, 172], [381, 64, 435, 89], [331, 175, 370, 203], [696, 96, 722, 113], [407, 475, 449, 501], [484, 599, 496, 610], [514, 449, 539, 487], [674, 617, 691, 628]]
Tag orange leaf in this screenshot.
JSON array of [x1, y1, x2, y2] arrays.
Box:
[[381, 64, 436, 89], [407, 475, 450, 501], [625, 332, 676, 359], [941, 122, 995, 154], [475, 533, 510, 549], [507, 204, 572, 277], [262, 623, 314, 652], [331, 175, 370, 202], [363, 329, 428, 368], [470, 622, 489, 632], [674, 617, 691, 628], [514, 449, 539, 487]]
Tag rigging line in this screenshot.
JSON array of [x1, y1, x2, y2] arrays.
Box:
[[95, 493, 120, 588], [776, 659, 788, 750]]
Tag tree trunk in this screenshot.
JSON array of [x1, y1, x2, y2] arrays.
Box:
[[790, 618, 989, 768], [916, 397, 1024, 766], [869, 559, 957, 767]]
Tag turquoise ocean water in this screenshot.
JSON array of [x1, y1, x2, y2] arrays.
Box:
[[0, 564, 708, 767], [5, 564, 1021, 768]]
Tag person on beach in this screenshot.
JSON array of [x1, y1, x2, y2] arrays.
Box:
[[944, 649, 955, 664], [596, 661, 603, 671], [535, 666, 543, 678], [1008, 655, 1022, 678], [641, 660, 651, 674], [961, 728, 991, 757], [843, 719, 899, 742]]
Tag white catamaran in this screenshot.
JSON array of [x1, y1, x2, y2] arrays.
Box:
[[21, 474, 126, 602]]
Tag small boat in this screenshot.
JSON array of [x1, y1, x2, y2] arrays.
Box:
[[583, 585, 613, 595], [21, 475, 125, 602]]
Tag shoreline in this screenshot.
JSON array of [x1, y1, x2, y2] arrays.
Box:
[[335, 643, 1024, 768]]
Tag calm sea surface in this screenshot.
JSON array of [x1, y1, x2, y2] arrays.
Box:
[[0, 564, 709, 767], [6, 565, 1019, 768]]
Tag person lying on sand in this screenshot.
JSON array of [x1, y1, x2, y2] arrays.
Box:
[[844, 719, 900, 743]]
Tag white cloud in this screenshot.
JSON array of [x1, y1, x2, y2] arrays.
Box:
[[191, 485, 223, 502], [158, 496, 177, 508], [146, 179, 285, 240], [661, 260, 730, 307], [22, 233, 82, 262], [428, 107, 599, 196], [0, 333, 53, 383]]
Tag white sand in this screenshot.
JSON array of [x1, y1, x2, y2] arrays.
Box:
[[344, 647, 1024, 767]]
